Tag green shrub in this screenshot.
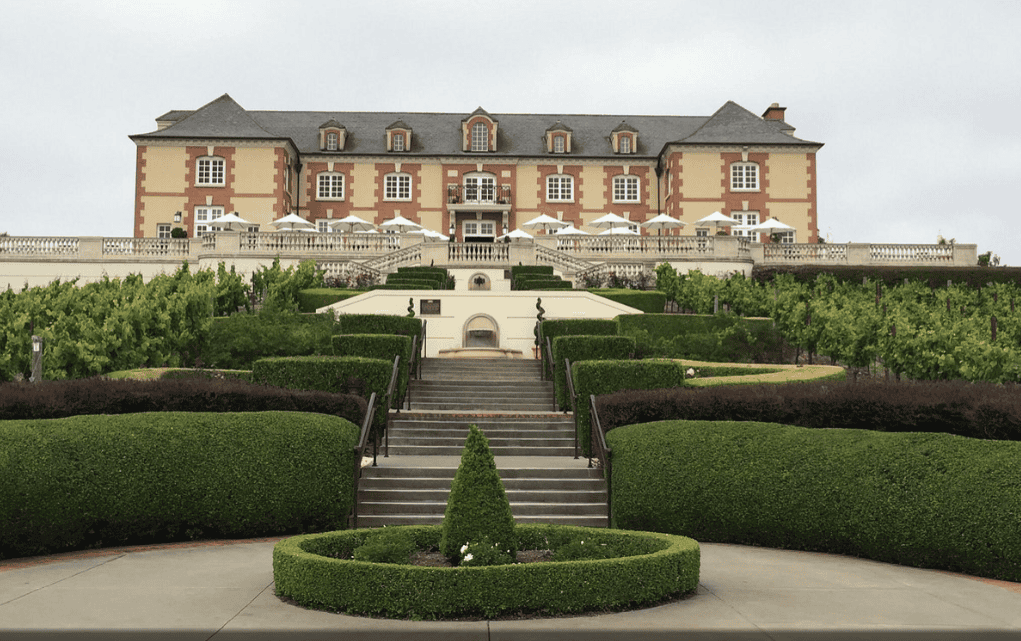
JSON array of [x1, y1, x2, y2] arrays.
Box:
[[297, 289, 366, 313], [551, 335, 636, 410], [458, 536, 516, 567], [337, 314, 423, 339], [0, 411, 359, 560], [203, 310, 339, 369], [616, 313, 782, 363], [552, 537, 621, 562], [440, 425, 517, 563], [572, 359, 687, 456], [352, 528, 416, 565], [539, 319, 618, 378], [273, 524, 700, 619], [588, 289, 667, 313], [511, 265, 554, 278], [332, 335, 412, 404], [607, 420, 1021, 582]]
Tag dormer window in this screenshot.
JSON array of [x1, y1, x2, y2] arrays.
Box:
[[546, 121, 572, 154], [386, 120, 412, 152], [611, 121, 638, 154], [463, 107, 498, 152], [319, 120, 346, 151]]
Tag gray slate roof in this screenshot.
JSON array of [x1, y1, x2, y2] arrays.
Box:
[[133, 94, 822, 158]]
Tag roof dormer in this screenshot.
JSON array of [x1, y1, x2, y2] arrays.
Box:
[[462, 107, 498, 153], [386, 120, 412, 152], [319, 119, 347, 151], [545, 121, 573, 154], [610, 121, 639, 154]]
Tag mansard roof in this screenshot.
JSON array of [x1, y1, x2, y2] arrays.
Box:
[[132, 96, 822, 157]]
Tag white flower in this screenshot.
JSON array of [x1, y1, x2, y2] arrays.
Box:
[[460, 543, 468, 554], [464, 553, 473, 562], [686, 368, 695, 377]]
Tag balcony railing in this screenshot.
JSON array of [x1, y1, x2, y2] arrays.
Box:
[[447, 242, 510, 264], [446, 184, 512, 205]]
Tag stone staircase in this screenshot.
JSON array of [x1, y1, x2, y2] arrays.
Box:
[[355, 357, 608, 528]]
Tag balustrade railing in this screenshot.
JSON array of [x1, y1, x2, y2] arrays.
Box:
[[870, 243, 953, 262], [535, 244, 593, 273], [316, 260, 383, 284], [763, 243, 846, 262], [102, 237, 192, 257], [363, 244, 423, 272], [0, 236, 80, 255], [446, 184, 512, 205], [447, 242, 509, 264]]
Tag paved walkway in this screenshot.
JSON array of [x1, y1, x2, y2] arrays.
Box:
[[2, 537, 1019, 639]]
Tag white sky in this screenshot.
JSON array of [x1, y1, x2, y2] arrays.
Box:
[[3, 0, 1019, 264]]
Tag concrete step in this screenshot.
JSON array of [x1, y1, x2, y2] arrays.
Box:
[[357, 500, 608, 517], [360, 465, 601, 480], [356, 514, 609, 528], [359, 488, 608, 505], [359, 476, 603, 491], [386, 445, 575, 456], [409, 401, 557, 412]]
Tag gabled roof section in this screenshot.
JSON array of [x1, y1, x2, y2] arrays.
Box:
[[546, 120, 573, 133], [131, 94, 281, 140], [612, 120, 639, 133], [386, 120, 411, 130], [319, 119, 344, 129], [465, 106, 497, 123], [677, 101, 819, 145]]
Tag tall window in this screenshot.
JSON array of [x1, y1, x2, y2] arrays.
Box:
[[730, 211, 760, 237], [612, 175, 639, 202], [326, 132, 338, 151], [471, 122, 489, 152], [317, 173, 344, 200], [392, 133, 405, 151], [730, 162, 759, 191], [385, 173, 411, 201], [620, 135, 631, 154], [464, 174, 495, 202], [553, 135, 565, 153], [546, 175, 574, 202], [196, 157, 224, 186], [194, 206, 224, 234]]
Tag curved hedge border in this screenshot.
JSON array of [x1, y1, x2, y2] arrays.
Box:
[[0, 411, 359, 560], [680, 360, 845, 386], [297, 288, 367, 313], [607, 420, 1021, 582], [273, 524, 699, 618]]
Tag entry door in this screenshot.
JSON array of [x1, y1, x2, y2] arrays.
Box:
[[463, 220, 496, 243]]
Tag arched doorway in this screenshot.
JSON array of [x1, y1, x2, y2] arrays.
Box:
[[463, 314, 499, 348]]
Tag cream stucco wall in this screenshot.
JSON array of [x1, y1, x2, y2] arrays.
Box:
[[350, 164, 377, 208], [579, 165, 605, 210], [679, 153, 724, 199], [765, 202, 813, 243], [765, 153, 811, 200], [232, 148, 278, 195], [230, 197, 278, 227], [418, 164, 442, 210], [139, 196, 188, 236], [516, 165, 541, 210], [142, 147, 188, 194], [683, 201, 726, 227]]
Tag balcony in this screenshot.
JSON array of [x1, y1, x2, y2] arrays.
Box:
[[446, 184, 513, 213]]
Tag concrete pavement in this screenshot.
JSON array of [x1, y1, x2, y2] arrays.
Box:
[[1, 537, 1020, 640]]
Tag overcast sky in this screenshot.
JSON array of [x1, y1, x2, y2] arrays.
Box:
[[3, 0, 1019, 264]]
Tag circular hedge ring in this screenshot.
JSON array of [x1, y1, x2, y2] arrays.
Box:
[[273, 524, 700, 619]]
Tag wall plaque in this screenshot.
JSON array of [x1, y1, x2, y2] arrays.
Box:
[[420, 299, 441, 315]]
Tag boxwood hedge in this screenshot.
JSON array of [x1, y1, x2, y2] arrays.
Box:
[[551, 335, 636, 410], [337, 314, 423, 344], [332, 335, 412, 408], [297, 289, 367, 313], [607, 420, 1021, 582], [273, 524, 700, 619], [0, 411, 359, 560], [571, 359, 687, 456], [588, 289, 667, 313]]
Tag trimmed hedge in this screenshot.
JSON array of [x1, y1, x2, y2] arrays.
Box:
[[337, 314, 423, 341], [0, 377, 366, 426], [511, 265, 554, 278], [571, 359, 687, 456], [332, 335, 412, 406], [752, 264, 1021, 288], [594, 379, 1021, 441], [616, 313, 783, 363], [273, 524, 700, 618], [374, 282, 437, 290], [204, 310, 340, 369], [551, 336, 636, 410], [539, 318, 619, 379], [588, 289, 667, 313], [0, 411, 359, 560], [607, 420, 1021, 582], [297, 289, 367, 313]]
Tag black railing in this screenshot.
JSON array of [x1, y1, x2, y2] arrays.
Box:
[[383, 355, 401, 457], [350, 391, 379, 529], [406, 334, 418, 410], [588, 393, 612, 524], [565, 357, 579, 457]]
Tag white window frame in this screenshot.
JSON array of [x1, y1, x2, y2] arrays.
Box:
[[553, 135, 565, 153], [463, 220, 496, 239], [196, 156, 225, 186], [619, 135, 631, 154], [471, 122, 489, 152], [730, 211, 760, 237], [392, 132, 405, 152], [774, 230, 796, 244], [730, 162, 759, 191], [194, 206, 224, 235], [317, 172, 345, 200], [317, 220, 330, 233], [546, 175, 574, 202], [157, 224, 171, 239], [612, 175, 639, 203], [384, 173, 412, 201], [326, 132, 339, 151], [464, 173, 496, 203]]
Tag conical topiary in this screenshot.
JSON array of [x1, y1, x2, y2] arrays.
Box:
[[440, 424, 517, 563]]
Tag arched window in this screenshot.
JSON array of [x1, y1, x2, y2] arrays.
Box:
[[471, 122, 489, 152]]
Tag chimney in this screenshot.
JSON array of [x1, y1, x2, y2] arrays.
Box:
[[762, 103, 786, 121]]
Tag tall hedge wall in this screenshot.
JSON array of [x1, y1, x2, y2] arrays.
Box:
[[336, 314, 424, 358], [588, 289, 667, 313], [571, 359, 687, 456], [539, 319, 619, 379], [511, 265, 554, 278], [332, 335, 412, 406], [0, 411, 359, 560], [204, 311, 340, 370], [551, 336, 636, 410], [297, 289, 366, 313], [607, 420, 1021, 582]]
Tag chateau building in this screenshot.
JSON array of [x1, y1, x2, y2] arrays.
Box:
[[129, 94, 822, 243]]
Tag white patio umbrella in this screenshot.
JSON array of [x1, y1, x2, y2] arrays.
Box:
[[497, 228, 534, 240], [598, 227, 640, 235], [408, 228, 448, 241], [210, 212, 253, 231], [746, 218, 796, 242], [380, 215, 422, 233], [694, 211, 740, 234], [269, 213, 315, 231], [641, 213, 685, 236], [553, 224, 589, 235], [328, 214, 376, 233], [354, 229, 379, 234], [521, 214, 568, 235], [590, 213, 633, 230]]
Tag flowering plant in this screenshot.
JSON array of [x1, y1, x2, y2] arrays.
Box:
[[458, 537, 514, 567]]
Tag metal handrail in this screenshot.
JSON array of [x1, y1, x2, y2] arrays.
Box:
[[545, 336, 555, 383], [406, 334, 418, 410], [350, 391, 379, 529], [589, 394, 612, 524], [564, 358, 579, 458], [383, 355, 400, 458]]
